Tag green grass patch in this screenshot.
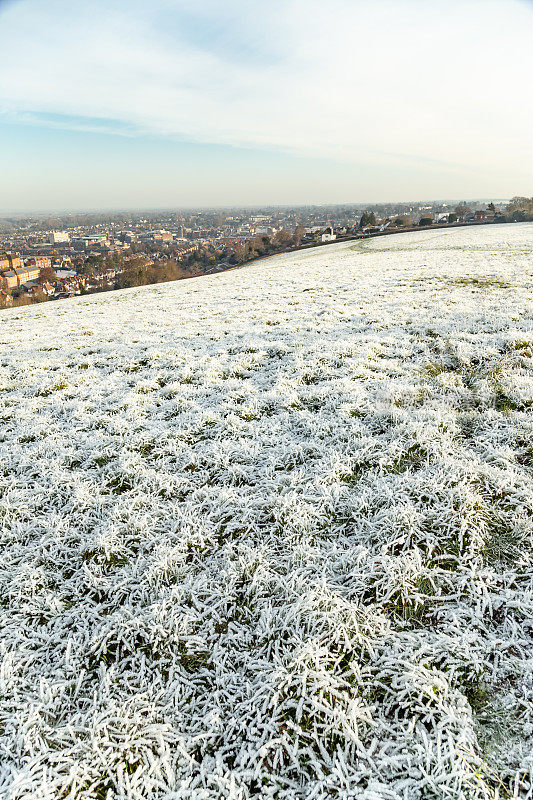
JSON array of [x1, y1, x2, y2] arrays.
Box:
[[38, 378, 68, 396], [450, 276, 511, 289]]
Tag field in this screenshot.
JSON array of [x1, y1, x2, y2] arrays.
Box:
[[1, 224, 532, 799]]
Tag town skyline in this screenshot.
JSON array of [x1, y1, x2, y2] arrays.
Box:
[[2, 195, 530, 308]]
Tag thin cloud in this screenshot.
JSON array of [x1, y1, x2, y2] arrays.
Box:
[[0, 0, 532, 177]]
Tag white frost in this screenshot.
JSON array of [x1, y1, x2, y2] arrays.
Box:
[[0, 225, 532, 799]]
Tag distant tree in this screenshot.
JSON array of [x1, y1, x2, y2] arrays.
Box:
[[249, 235, 272, 257], [110, 252, 123, 266], [394, 215, 412, 227], [37, 266, 57, 284], [30, 287, 48, 303], [487, 202, 496, 213], [233, 243, 249, 264], [11, 293, 33, 307], [293, 223, 306, 246], [506, 197, 533, 220], [360, 211, 376, 228], [448, 213, 458, 224], [455, 204, 471, 218], [82, 254, 105, 274], [419, 217, 434, 226], [273, 229, 293, 248], [115, 257, 194, 289]]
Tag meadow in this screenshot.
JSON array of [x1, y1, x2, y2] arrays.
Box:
[[0, 225, 532, 799]]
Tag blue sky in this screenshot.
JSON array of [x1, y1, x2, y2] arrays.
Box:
[[0, 0, 532, 211]]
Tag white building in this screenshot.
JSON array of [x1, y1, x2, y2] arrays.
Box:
[[321, 226, 336, 243], [48, 231, 70, 244], [254, 226, 278, 236]]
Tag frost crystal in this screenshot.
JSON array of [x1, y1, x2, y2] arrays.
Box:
[[0, 226, 532, 799]]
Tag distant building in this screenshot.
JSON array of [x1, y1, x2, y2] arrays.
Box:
[[1, 271, 19, 290], [0, 254, 28, 289], [41, 282, 56, 296], [48, 231, 70, 244], [254, 226, 278, 236], [2, 267, 37, 289], [15, 265, 40, 286], [71, 235, 108, 249], [321, 226, 336, 243], [26, 256, 52, 271], [0, 253, 25, 271], [475, 210, 495, 222]]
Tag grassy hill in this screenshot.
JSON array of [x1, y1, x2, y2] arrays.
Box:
[[1, 225, 532, 799]]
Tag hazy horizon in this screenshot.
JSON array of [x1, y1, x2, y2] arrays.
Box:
[[0, 197, 514, 218], [1, 0, 532, 211]]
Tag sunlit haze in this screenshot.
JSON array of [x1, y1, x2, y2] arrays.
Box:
[[0, 0, 532, 210]]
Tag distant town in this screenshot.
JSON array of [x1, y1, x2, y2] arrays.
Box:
[[1, 196, 531, 310]]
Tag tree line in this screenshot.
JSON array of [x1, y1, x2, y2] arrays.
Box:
[[113, 258, 202, 289], [506, 197, 533, 221]]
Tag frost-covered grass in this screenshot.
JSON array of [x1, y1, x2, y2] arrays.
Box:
[[1, 225, 532, 800]]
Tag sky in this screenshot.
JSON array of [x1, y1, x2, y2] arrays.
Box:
[[0, 0, 532, 212]]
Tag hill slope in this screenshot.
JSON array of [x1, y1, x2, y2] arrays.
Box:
[[1, 225, 532, 799]]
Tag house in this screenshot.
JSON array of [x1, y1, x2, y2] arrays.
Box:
[[321, 226, 336, 243], [41, 282, 56, 296], [474, 210, 495, 222]]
